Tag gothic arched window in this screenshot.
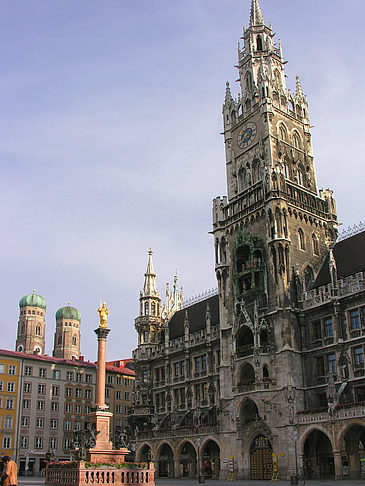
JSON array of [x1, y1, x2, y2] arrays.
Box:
[[279, 124, 287, 142], [293, 131, 301, 149], [312, 234, 319, 255], [144, 302, 149, 316], [257, 35, 263, 51], [151, 302, 156, 316], [298, 229, 305, 251], [57, 335, 62, 345], [72, 336, 77, 345], [246, 71, 252, 92], [35, 326, 41, 336], [297, 168, 304, 186]]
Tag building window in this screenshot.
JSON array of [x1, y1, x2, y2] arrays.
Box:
[[107, 375, 113, 384], [7, 382, 15, 393], [116, 405, 121, 414], [64, 420, 71, 431], [64, 438, 72, 449], [65, 387, 72, 397], [312, 234, 319, 255], [144, 302, 149, 316], [142, 370, 148, 383], [25, 366, 32, 376], [74, 421, 81, 431], [194, 356, 201, 372], [24, 382, 31, 393], [65, 403, 72, 413], [202, 355, 207, 371], [50, 437, 57, 450], [85, 389, 92, 399], [2, 437, 11, 449], [52, 385, 59, 396], [85, 405, 91, 414], [324, 318, 333, 337], [327, 353, 337, 374], [50, 419, 58, 430], [6, 399, 14, 410], [53, 370, 60, 380], [354, 347, 364, 369], [85, 374, 92, 384], [174, 362, 179, 377], [298, 229, 305, 251], [350, 309, 361, 330], [51, 402, 59, 412], [36, 418, 44, 428], [105, 389, 110, 399], [0, 381, 3, 391], [21, 437, 28, 448], [35, 326, 41, 336], [38, 384, 45, 394], [39, 368, 46, 378], [37, 401, 45, 411], [76, 373, 82, 382], [75, 404, 81, 414], [75, 388, 82, 398], [66, 372, 73, 381], [124, 378, 130, 386], [0, 365, 4, 373], [72, 336, 77, 345], [23, 399, 30, 409], [116, 391, 122, 400], [125, 392, 130, 400], [35, 437, 43, 449], [8, 365, 16, 375], [4, 416, 12, 429], [21, 416, 29, 427]]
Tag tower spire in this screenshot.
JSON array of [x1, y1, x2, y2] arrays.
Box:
[[143, 248, 157, 295], [250, 0, 265, 27], [295, 74, 304, 100], [224, 81, 233, 105]]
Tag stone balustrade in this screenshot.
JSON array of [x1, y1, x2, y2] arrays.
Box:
[[46, 461, 155, 486], [303, 272, 365, 309]]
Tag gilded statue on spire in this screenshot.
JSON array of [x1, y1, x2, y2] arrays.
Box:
[[98, 302, 109, 328]]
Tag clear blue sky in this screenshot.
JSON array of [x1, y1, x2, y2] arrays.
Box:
[[1, 0, 364, 361]]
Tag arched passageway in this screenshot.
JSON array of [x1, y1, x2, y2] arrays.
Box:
[[179, 442, 197, 478], [158, 443, 174, 478], [139, 444, 152, 462], [250, 435, 273, 480], [341, 424, 365, 478], [303, 429, 334, 479], [202, 440, 220, 479]]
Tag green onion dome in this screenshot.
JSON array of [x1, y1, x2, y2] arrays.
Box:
[[19, 291, 46, 310], [55, 304, 81, 321]]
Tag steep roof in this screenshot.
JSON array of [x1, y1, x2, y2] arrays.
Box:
[[168, 294, 219, 339], [0, 349, 134, 376], [313, 231, 365, 288]]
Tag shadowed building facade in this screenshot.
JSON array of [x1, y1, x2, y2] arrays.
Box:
[[129, 0, 365, 481]]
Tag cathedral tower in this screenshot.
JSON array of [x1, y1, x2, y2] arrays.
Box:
[[52, 304, 81, 359], [16, 291, 46, 354], [212, 0, 338, 469]]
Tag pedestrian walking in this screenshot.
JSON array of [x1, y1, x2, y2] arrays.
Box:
[[1, 456, 17, 486]]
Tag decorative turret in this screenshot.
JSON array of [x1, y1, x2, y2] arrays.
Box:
[[135, 250, 162, 346], [250, 0, 264, 27], [53, 303, 81, 360], [16, 290, 46, 355]]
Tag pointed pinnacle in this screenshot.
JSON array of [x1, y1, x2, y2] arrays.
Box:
[[250, 0, 265, 27], [225, 81, 233, 105], [296, 75, 304, 98]]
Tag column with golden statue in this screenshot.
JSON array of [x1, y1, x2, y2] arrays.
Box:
[[87, 302, 130, 463]]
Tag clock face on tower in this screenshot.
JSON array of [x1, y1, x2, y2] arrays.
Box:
[[237, 123, 257, 148]]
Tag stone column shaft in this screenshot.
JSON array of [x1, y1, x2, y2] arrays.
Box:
[[94, 327, 110, 409]]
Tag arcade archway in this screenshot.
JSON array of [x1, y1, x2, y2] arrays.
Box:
[[178, 441, 196, 478], [250, 435, 273, 480], [202, 440, 220, 479], [158, 443, 174, 478], [303, 429, 334, 479], [139, 444, 152, 462], [341, 424, 365, 478]]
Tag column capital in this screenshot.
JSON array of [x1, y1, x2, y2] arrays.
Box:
[[94, 328, 111, 340]]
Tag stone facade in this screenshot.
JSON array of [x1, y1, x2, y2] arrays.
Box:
[[129, 0, 365, 481]]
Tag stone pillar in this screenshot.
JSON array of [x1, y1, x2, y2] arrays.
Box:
[[95, 327, 110, 409], [333, 450, 343, 480]]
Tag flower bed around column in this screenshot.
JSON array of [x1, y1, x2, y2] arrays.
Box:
[[46, 460, 155, 486]]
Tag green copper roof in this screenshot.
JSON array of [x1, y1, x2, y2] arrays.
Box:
[[55, 305, 81, 321], [19, 292, 46, 310]]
